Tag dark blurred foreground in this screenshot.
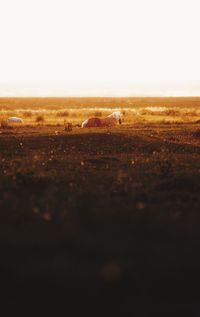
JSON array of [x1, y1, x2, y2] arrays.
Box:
[[1, 240, 200, 316], [1, 125, 200, 315]]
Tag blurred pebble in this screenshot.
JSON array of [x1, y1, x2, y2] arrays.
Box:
[[41, 212, 52, 221], [136, 202, 146, 210]]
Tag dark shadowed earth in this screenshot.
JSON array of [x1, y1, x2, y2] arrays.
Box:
[[1, 123, 200, 315]]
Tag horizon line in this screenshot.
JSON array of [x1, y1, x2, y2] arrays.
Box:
[[1, 94, 200, 98]]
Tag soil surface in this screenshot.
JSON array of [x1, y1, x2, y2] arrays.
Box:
[[1, 124, 200, 315]]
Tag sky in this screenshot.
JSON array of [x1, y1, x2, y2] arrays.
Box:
[[0, 0, 200, 96]]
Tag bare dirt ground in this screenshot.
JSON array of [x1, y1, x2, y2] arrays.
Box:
[[1, 98, 200, 315]]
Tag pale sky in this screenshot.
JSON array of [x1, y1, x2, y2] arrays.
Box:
[[0, 0, 200, 96]]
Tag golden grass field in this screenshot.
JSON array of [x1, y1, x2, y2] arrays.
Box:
[[1, 97, 200, 315], [1, 97, 200, 127]]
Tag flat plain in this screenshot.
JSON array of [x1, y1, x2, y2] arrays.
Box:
[[1, 97, 200, 315]]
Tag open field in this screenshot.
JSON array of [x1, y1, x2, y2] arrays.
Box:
[[1, 98, 200, 315], [2, 97, 200, 126]]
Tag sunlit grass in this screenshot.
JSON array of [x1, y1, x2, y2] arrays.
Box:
[[1, 97, 200, 127]]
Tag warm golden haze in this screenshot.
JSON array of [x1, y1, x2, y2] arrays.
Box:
[[1, 97, 200, 128]]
